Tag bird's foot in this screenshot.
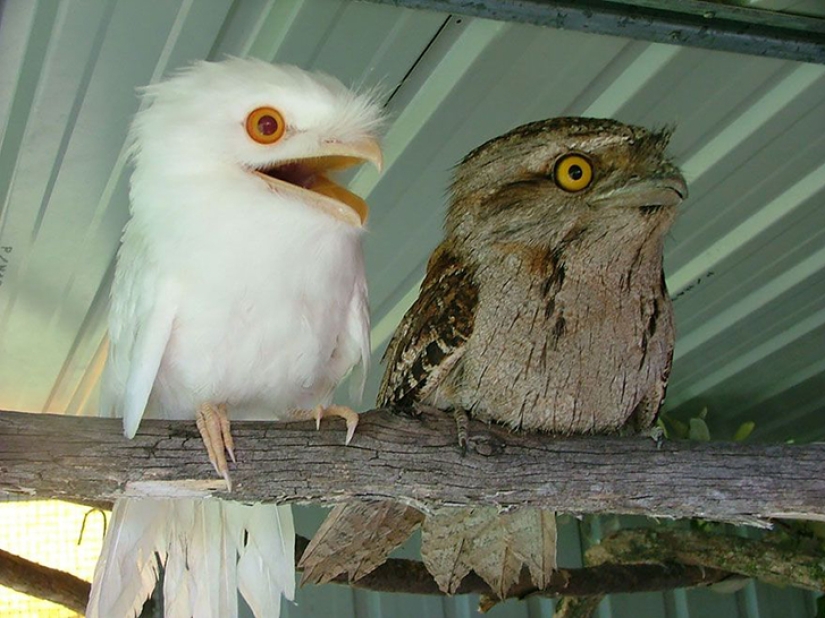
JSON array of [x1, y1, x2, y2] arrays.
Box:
[[195, 402, 235, 491], [641, 425, 666, 449], [452, 408, 469, 455], [405, 404, 469, 454], [312, 404, 359, 445]]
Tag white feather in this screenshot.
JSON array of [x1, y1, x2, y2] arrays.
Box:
[[89, 500, 296, 618], [89, 58, 379, 618], [86, 500, 165, 618], [236, 503, 296, 618], [162, 501, 194, 617]]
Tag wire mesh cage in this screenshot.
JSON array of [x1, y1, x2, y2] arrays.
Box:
[[0, 496, 107, 617]]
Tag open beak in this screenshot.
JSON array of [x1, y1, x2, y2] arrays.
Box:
[[252, 138, 383, 227]]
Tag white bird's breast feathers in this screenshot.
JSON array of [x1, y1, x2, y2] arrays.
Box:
[[118, 190, 367, 422]]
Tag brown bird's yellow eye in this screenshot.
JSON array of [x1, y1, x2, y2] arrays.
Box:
[[246, 107, 286, 144], [554, 154, 593, 192]]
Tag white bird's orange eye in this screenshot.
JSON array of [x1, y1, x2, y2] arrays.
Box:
[[246, 107, 286, 144], [554, 154, 593, 192]]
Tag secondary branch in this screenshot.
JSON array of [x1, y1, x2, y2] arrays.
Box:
[[0, 537, 738, 615]]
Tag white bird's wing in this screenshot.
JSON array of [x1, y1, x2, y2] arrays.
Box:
[[321, 249, 370, 405], [345, 264, 371, 403], [100, 223, 178, 437]]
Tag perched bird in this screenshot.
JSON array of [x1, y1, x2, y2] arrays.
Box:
[[300, 117, 686, 596], [87, 58, 382, 618]]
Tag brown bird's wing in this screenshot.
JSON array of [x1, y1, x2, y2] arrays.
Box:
[[299, 244, 479, 586], [377, 243, 478, 407]]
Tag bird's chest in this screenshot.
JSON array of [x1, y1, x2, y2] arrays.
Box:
[[152, 222, 361, 417], [454, 250, 673, 433]]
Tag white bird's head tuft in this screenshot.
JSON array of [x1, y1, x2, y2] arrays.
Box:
[[129, 58, 384, 226]]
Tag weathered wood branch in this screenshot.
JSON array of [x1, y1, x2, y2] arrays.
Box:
[[0, 535, 738, 616], [549, 527, 825, 618], [293, 537, 737, 599], [587, 529, 825, 591], [1, 409, 824, 524], [0, 547, 91, 615]]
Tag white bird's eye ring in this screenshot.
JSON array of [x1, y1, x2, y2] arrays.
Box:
[[246, 107, 286, 144], [554, 154, 593, 192]]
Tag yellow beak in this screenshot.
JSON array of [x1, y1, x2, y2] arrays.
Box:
[[253, 138, 383, 227]]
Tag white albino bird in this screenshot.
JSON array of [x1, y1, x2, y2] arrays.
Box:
[[87, 58, 383, 618]]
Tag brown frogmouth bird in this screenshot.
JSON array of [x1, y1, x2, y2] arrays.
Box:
[[300, 117, 687, 596]]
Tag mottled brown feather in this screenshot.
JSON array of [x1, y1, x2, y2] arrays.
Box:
[[377, 244, 478, 407]]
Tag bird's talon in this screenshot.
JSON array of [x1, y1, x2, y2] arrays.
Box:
[[314, 404, 360, 444], [452, 407, 470, 455], [345, 417, 358, 445], [196, 402, 235, 489], [217, 403, 236, 462]]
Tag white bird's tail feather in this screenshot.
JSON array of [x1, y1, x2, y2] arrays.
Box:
[[87, 499, 295, 618]]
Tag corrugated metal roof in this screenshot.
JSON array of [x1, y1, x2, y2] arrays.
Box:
[[0, 0, 822, 616]]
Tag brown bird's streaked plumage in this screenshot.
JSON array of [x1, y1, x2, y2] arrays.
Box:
[[300, 117, 687, 596]]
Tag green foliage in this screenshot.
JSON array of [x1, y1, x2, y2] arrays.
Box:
[[775, 520, 825, 548], [659, 407, 755, 443], [733, 421, 755, 442], [689, 417, 711, 441]]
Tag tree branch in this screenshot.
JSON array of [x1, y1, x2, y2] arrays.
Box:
[[291, 536, 737, 598], [587, 529, 825, 591], [549, 526, 825, 618], [1, 409, 824, 524], [0, 536, 738, 616], [0, 547, 91, 615]]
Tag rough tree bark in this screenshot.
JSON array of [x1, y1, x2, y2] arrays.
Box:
[[1, 408, 824, 524], [0, 533, 742, 616], [0, 547, 91, 614], [588, 528, 825, 590], [1, 408, 824, 616], [549, 527, 825, 618]]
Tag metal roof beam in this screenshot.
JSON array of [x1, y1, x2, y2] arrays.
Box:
[[362, 0, 825, 64]]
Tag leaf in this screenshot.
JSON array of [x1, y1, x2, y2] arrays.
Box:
[[806, 521, 825, 542], [659, 412, 688, 439], [688, 418, 711, 442], [733, 421, 755, 442]]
